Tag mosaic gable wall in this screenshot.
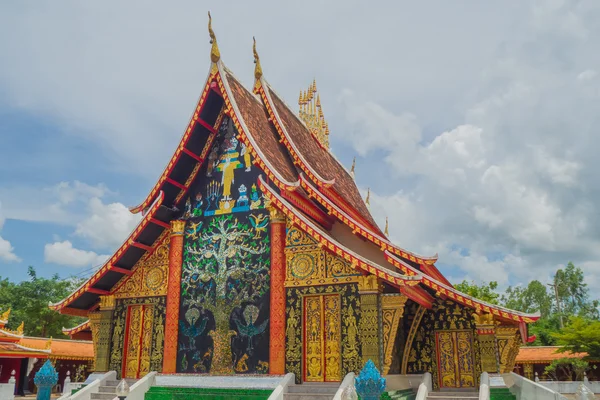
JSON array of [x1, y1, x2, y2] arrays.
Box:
[[176, 116, 271, 375], [404, 299, 482, 390]]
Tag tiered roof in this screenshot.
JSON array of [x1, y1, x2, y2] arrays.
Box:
[[49, 14, 539, 330]]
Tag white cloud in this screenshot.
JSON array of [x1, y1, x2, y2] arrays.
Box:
[[0, 202, 20, 262], [44, 240, 109, 268], [339, 0, 600, 290], [75, 198, 141, 249]]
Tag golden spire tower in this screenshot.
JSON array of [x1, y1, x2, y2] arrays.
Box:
[[298, 79, 330, 149]]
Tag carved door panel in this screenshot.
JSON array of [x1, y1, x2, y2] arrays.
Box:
[[435, 330, 475, 389], [122, 304, 154, 379], [303, 294, 341, 382]]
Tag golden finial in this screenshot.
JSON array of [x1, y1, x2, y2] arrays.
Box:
[[298, 91, 303, 106], [16, 321, 24, 335], [253, 37, 263, 80], [350, 157, 356, 178], [365, 188, 371, 206], [45, 337, 52, 350], [208, 12, 220, 63], [384, 217, 389, 236], [312, 78, 317, 92], [0, 308, 10, 321], [316, 94, 321, 108]]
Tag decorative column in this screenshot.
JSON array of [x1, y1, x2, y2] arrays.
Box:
[[381, 294, 407, 375], [268, 206, 286, 375], [358, 275, 382, 369], [473, 312, 498, 373], [162, 220, 185, 374], [523, 363, 534, 380], [89, 295, 115, 372], [496, 326, 520, 373]]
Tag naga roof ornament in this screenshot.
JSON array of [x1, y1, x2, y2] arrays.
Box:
[[298, 79, 330, 149], [253, 37, 263, 81], [350, 157, 356, 178], [365, 188, 371, 206], [208, 11, 220, 63], [385, 217, 389, 236]]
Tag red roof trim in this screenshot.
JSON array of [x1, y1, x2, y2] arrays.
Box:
[[62, 320, 90, 336], [258, 176, 422, 289], [385, 251, 540, 323], [50, 191, 166, 312], [130, 67, 220, 214], [256, 82, 335, 188], [281, 189, 334, 230], [216, 66, 299, 191], [301, 175, 438, 265]]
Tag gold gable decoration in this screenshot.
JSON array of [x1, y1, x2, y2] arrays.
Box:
[[113, 235, 170, 299], [285, 226, 360, 287], [0, 308, 10, 322], [299, 80, 330, 149]]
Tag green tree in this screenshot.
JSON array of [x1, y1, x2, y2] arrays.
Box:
[[0, 267, 85, 337], [553, 317, 600, 359], [502, 280, 554, 318], [544, 357, 589, 381], [554, 263, 599, 320], [454, 280, 500, 304]]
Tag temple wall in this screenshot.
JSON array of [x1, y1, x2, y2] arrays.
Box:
[[175, 116, 271, 375]]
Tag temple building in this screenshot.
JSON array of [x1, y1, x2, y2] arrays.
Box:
[[0, 309, 94, 395], [50, 15, 539, 390]]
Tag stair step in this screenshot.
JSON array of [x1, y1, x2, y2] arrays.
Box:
[[105, 379, 138, 387], [90, 393, 118, 400], [98, 386, 117, 393], [284, 394, 335, 400], [287, 384, 338, 394]]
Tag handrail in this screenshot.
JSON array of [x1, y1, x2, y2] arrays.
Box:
[[267, 373, 295, 400], [415, 372, 432, 400], [67, 371, 116, 400], [503, 372, 568, 400], [333, 372, 356, 400], [479, 372, 490, 400], [126, 371, 157, 400]]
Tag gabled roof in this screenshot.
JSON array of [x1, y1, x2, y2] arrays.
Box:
[[515, 346, 586, 363], [62, 320, 90, 337], [50, 191, 173, 314]]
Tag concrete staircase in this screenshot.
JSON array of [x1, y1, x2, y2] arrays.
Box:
[[90, 379, 138, 400], [427, 390, 479, 400], [284, 382, 339, 400]]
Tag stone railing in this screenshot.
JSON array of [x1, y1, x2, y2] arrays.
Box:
[[479, 372, 490, 400], [503, 372, 567, 400], [415, 372, 432, 400], [537, 381, 600, 394], [126, 371, 157, 400], [267, 373, 295, 400], [333, 372, 356, 400], [0, 370, 16, 400], [65, 371, 116, 400]]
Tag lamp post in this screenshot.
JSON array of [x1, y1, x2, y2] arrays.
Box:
[[116, 379, 130, 400]]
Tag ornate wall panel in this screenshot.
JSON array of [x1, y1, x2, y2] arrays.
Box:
[[473, 313, 498, 373], [176, 115, 271, 375], [285, 226, 360, 287], [285, 284, 361, 383], [358, 292, 380, 368], [113, 234, 170, 299], [90, 296, 116, 372], [108, 296, 166, 378], [381, 294, 407, 375], [496, 326, 520, 373], [405, 299, 482, 390]]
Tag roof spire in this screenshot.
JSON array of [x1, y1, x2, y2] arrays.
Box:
[[298, 79, 330, 149], [350, 157, 356, 178], [0, 308, 10, 322], [384, 217, 389, 236], [365, 188, 371, 206], [208, 11, 220, 63], [253, 37, 263, 81]]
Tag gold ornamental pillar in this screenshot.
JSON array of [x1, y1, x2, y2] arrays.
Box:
[[381, 294, 407, 375], [496, 326, 521, 373], [473, 313, 498, 373], [89, 295, 116, 372], [162, 220, 185, 374], [358, 275, 382, 369]]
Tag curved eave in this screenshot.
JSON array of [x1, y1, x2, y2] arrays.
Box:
[[385, 251, 541, 324], [216, 63, 299, 191], [62, 320, 90, 336], [256, 80, 335, 188], [258, 176, 422, 288], [300, 175, 438, 265], [50, 191, 167, 313], [0, 329, 24, 340], [15, 344, 51, 355], [130, 65, 224, 214]]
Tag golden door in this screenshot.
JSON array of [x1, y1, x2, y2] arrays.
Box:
[[122, 304, 154, 379], [303, 294, 341, 382], [435, 330, 476, 389]]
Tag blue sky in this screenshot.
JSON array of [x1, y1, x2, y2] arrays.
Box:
[[1, 1, 600, 293]]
